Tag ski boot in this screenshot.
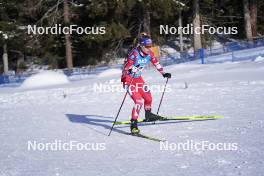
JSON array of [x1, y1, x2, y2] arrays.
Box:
[[144, 110, 164, 122], [130, 119, 140, 134]]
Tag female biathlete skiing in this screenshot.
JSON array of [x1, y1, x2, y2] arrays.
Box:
[[121, 35, 171, 134]]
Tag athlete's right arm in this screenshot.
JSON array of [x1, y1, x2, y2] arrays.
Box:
[[121, 51, 137, 84]]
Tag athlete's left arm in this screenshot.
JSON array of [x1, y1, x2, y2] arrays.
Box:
[[150, 51, 172, 78], [150, 52, 164, 75]]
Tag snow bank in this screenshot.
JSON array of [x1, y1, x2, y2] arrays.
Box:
[[161, 45, 181, 58], [255, 56, 264, 62], [97, 68, 121, 78], [20, 71, 69, 89]]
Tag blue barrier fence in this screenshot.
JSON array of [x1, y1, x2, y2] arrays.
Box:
[[0, 74, 29, 85], [0, 65, 123, 85], [199, 39, 264, 64], [160, 38, 264, 65], [1, 38, 264, 85]]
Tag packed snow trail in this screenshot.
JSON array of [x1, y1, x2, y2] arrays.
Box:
[[0, 60, 264, 176]]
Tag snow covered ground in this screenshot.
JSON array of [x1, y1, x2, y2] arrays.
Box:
[[0, 59, 264, 176]]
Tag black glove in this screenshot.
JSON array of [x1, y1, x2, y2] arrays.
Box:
[[163, 73, 171, 78]]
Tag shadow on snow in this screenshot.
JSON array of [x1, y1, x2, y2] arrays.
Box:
[[65, 114, 217, 136], [65, 114, 128, 136]]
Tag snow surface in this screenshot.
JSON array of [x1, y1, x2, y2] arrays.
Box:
[[20, 71, 69, 89], [97, 68, 122, 78], [0, 60, 264, 175]]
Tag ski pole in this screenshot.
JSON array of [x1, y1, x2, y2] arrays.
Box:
[[108, 75, 135, 136], [156, 77, 169, 115]]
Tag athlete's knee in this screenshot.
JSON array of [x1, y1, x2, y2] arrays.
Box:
[[132, 99, 143, 120], [134, 98, 143, 107]]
